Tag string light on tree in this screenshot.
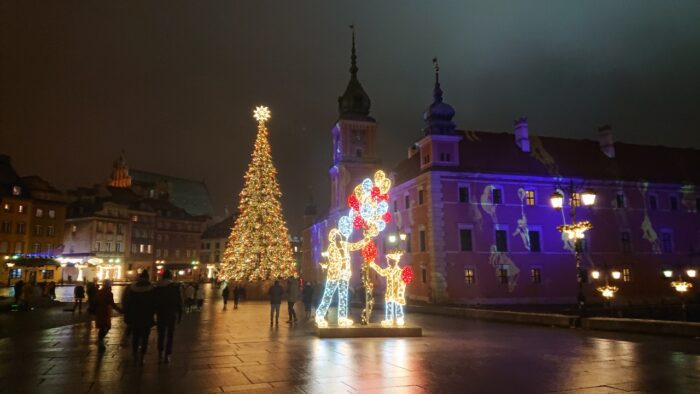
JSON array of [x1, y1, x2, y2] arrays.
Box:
[[219, 106, 297, 281]]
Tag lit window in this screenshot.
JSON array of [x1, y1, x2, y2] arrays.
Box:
[[71, 225, 77, 233], [464, 268, 475, 284], [48, 209, 55, 218], [18, 204, 25, 214], [531, 268, 542, 284], [115, 243, 121, 252], [12, 186, 21, 196], [3, 204, 10, 212], [571, 193, 581, 207], [622, 268, 631, 282], [525, 190, 536, 206], [35, 208, 43, 218]]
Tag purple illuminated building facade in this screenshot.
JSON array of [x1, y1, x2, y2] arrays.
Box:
[[301, 42, 700, 305]]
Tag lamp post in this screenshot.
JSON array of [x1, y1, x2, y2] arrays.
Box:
[[590, 267, 620, 316], [550, 184, 596, 318], [663, 267, 696, 321]]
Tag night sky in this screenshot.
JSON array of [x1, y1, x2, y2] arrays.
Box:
[[2, 1, 699, 233]]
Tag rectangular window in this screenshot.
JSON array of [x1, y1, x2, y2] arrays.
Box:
[[18, 204, 25, 214], [175, 249, 180, 258], [418, 190, 424, 205], [117, 223, 124, 235], [531, 268, 542, 284], [215, 242, 220, 249], [16, 223, 25, 234], [0, 241, 7, 253], [421, 267, 427, 284], [670, 196, 679, 211], [139, 244, 146, 253], [106, 223, 114, 233], [214, 253, 219, 262], [649, 195, 658, 210], [459, 187, 470, 203], [164, 249, 169, 258], [45, 244, 52, 254], [498, 267, 508, 284], [42, 270, 54, 280], [12, 186, 21, 196], [186, 249, 191, 258], [33, 225, 42, 236], [405, 233, 412, 253], [9, 269, 21, 279], [35, 208, 43, 217], [459, 229, 473, 251], [525, 190, 536, 206], [492, 188, 503, 204], [616, 193, 625, 208], [419, 230, 426, 252], [156, 249, 162, 258], [71, 225, 77, 233], [115, 243, 121, 252], [96, 221, 104, 233], [495, 229, 508, 252], [393, 200, 398, 212], [105, 242, 111, 252], [147, 244, 153, 254], [132, 243, 138, 253], [405, 195, 410, 210], [620, 232, 631, 253], [95, 241, 101, 252], [1, 221, 10, 233], [464, 268, 475, 284], [3, 203, 10, 212], [14, 241, 23, 254], [622, 268, 631, 282], [661, 232, 673, 253], [48, 209, 55, 218], [31, 243, 40, 253], [571, 193, 581, 207], [47, 226, 55, 237], [529, 231, 541, 252]]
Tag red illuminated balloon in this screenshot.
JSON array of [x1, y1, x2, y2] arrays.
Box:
[[348, 194, 360, 211], [371, 186, 381, 199], [382, 212, 392, 223], [401, 266, 414, 284], [353, 216, 365, 229], [362, 240, 377, 262]]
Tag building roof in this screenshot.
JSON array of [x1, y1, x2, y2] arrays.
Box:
[[129, 169, 213, 217], [202, 214, 236, 240], [394, 130, 700, 186]]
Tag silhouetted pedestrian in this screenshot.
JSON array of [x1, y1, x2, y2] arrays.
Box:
[[86, 280, 98, 315], [233, 285, 241, 309], [125, 271, 155, 364], [302, 281, 314, 320], [73, 284, 85, 313], [13, 280, 24, 305], [268, 280, 283, 326], [154, 270, 182, 363], [195, 283, 204, 311], [286, 277, 299, 324], [94, 280, 122, 350], [221, 284, 229, 309], [184, 283, 195, 313]]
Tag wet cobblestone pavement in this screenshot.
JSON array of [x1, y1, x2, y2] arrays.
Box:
[[1, 289, 699, 393]]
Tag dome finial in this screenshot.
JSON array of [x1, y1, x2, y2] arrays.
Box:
[[432, 57, 443, 104], [423, 58, 455, 135]]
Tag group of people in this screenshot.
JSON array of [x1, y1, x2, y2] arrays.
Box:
[[220, 283, 243, 309], [268, 277, 317, 326], [88, 270, 184, 365]]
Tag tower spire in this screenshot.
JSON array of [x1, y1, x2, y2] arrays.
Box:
[[423, 58, 455, 135], [432, 57, 443, 104], [338, 25, 372, 120]]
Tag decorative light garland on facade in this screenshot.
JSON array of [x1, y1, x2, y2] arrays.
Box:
[[557, 220, 593, 240]]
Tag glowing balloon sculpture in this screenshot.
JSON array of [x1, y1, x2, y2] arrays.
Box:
[[370, 250, 412, 326], [315, 170, 392, 327]]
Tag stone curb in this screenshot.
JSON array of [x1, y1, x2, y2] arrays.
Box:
[[582, 317, 700, 338], [406, 305, 576, 328]]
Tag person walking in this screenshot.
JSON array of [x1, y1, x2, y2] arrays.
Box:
[[73, 283, 85, 313], [21, 281, 33, 311], [221, 283, 229, 309], [48, 281, 56, 300], [268, 280, 283, 326], [286, 277, 299, 324], [13, 280, 24, 305], [125, 271, 155, 364], [94, 280, 122, 351], [233, 285, 241, 309], [195, 283, 205, 311], [154, 270, 182, 363], [302, 281, 314, 320], [120, 282, 133, 346], [184, 283, 195, 313], [86, 279, 98, 315]]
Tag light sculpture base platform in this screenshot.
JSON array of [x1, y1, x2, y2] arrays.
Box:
[[315, 324, 422, 338]]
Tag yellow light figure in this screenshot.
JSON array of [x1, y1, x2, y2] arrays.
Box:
[[370, 250, 408, 326]]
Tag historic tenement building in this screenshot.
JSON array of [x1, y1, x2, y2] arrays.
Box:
[[301, 44, 700, 305]]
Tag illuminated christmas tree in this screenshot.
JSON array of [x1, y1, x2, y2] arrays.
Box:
[[219, 106, 297, 281]]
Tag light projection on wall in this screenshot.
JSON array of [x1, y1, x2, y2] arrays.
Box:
[[513, 188, 531, 250], [315, 170, 392, 327], [638, 182, 661, 254], [480, 185, 520, 291], [370, 250, 412, 326]]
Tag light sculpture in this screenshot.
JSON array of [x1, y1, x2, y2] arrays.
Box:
[[370, 250, 413, 326], [315, 170, 392, 327]]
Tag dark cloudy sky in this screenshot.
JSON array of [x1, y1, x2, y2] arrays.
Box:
[[2, 1, 699, 233]]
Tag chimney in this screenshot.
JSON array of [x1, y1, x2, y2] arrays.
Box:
[[598, 125, 615, 158], [514, 117, 530, 153]]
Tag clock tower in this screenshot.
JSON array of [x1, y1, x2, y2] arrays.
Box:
[[329, 27, 380, 214]]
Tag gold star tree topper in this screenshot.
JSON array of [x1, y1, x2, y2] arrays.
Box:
[[253, 106, 271, 124]]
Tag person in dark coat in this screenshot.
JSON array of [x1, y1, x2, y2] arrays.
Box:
[[125, 271, 155, 364], [302, 281, 314, 320], [268, 280, 283, 326], [154, 269, 182, 363], [233, 285, 241, 309], [86, 280, 98, 315], [13, 280, 24, 305], [94, 280, 122, 350], [73, 284, 85, 314], [221, 283, 229, 309]]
